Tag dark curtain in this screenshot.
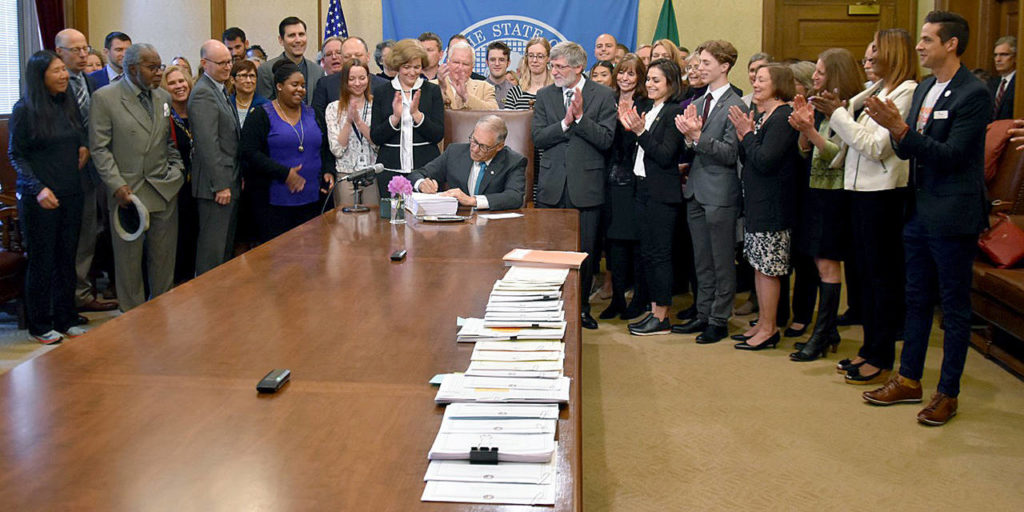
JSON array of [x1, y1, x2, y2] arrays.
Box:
[[35, 0, 64, 51]]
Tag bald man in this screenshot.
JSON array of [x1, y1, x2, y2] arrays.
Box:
[[56, 28, 119, 314], [594, 34, 616, 63], [437, 43, 498, 110], [189, 40, 242, 275]]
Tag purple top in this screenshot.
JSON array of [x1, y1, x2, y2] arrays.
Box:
[[264, 102, 322, 206]]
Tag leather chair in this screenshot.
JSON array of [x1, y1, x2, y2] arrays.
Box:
[[443, 109, 535, 207], [0, 117, 27, 328]]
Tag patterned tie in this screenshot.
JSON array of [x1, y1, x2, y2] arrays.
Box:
[[994, 78, 1008, 117], [71, 74, 90, 127], [473, 162, 487, 196], [701, 93, 713, 124], [139, 90, 153, 117]]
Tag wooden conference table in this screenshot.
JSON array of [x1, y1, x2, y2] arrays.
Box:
[[0, 208, 582, 511]]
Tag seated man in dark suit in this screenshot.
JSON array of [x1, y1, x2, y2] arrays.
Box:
[[409, 115, 526, 211]]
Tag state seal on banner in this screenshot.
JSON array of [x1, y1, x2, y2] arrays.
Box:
[[460, 16, 568, 76]]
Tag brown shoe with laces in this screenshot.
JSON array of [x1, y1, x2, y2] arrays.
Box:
[[863, 375, 923, 405], [917, 393, 958, 426]]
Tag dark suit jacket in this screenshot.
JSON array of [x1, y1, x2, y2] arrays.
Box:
[[896, 64, 990, 236], [73, 71, 100, 186], [988, 74, 1015, 121], [636, 101, 686, 204], [87, 66, 116, 90], [531, 79, 617, 208], [369, 79, 445, 170], [408, 143, 527, 211], [188, 73, 242, 199], [738, 104, 801, 232]]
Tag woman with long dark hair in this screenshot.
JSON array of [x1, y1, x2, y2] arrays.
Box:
[[326, 59, 379, 208], [8, 51, 88, 344], [619, 59, 687, 335]]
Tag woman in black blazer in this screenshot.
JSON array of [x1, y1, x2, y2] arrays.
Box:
[[601, 54, 649, 320], [728, 64, 802, 350], [619, 59, 687, 336], [370, 39, 444, 201]]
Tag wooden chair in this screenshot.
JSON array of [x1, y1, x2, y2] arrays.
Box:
[[443, 109, 535, 207]]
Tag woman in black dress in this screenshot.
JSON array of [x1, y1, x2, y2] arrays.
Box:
[[728, 64, 802, 350], [8, 51, 88, 344], [160, 65, 198, 283]]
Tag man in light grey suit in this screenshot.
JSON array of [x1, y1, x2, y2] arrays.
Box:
[[90, 44, 184, 312], [190, 40, 241, 275], [256, 16, 322, 104], [410, 116, 527, 211], [673, 40, 748, 343], [531, 41, 617, 329]]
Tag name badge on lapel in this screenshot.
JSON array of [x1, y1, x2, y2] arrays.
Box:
[[933, 110, 948, 120], [163, 103, 170, 118]]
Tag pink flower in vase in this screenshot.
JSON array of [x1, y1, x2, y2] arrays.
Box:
[[387, 175, 413, 197]]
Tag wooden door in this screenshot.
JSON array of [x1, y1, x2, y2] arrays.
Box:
[[937, 0, 1017, 71], [763, 0, 918, 62]]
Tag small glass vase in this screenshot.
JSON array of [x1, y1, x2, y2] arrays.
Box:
[[390, 195, 406, 224]]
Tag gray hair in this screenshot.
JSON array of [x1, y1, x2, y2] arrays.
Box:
[[476, 115, 508, 144], [996, 36, 1017, 53], [123, 43, 157, 71], [748, 52, 773, 65], [375, 39, 395, 68], [550, 41, 587, 68], [448, 41, 475, 64]]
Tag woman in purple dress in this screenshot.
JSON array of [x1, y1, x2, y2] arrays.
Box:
[[239, 60, 334, 244]]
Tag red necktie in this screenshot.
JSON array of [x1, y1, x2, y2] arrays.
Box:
[[994, 78, 1008, 117], [701, 94, 712, 123]]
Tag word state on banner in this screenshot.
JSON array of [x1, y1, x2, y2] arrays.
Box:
[[460, 15, 568, 76]]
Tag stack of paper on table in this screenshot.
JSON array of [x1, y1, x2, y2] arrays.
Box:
[[456, 318, 565, 343], [405, 192, 458, 216], [503, 265, 569, 285], [422, 445, 558, 505], [421, 480, 555, 505], [435, 373, 570, 403], [465, 360, 564, 379], [503, 248, 588, 269]]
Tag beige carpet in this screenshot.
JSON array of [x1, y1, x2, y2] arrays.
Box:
[[581, 294, 1024, 511]]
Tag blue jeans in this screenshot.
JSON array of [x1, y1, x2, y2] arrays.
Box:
[[898, 216, 978, 397]]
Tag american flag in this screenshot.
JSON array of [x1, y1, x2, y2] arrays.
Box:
[[324, 0, 349, 39]]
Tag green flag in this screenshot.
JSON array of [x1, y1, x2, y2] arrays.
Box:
[[652, 0, 679, 45]]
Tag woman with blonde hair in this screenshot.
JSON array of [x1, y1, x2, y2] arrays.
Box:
[[504, 36, 553, 110], [160, 65, 201, 282], [812, 28, 917, 383], [327, 59, 379, 208]]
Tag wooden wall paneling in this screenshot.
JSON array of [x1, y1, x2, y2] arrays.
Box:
[[1017, 0, 1024, 118], [210, 0, 225, 40], [763, 0, 916, 63], [63, 0, 89, 39]]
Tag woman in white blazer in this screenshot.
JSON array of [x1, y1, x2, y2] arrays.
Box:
[[812, 28, 918, 385]]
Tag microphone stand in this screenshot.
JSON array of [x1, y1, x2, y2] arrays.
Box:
[[342, 173, 376, 213]]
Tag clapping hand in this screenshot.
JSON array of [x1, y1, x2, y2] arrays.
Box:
[[618, 105, 646, 135], [409, 90, 422, 121], [675, 103, 703, 141], [863, 96, 905, 134], [809, 89, 843, 117], [788, 95, 815, 133], [728, 105, 754, 140], [285, 164, 305, 193], [570, 88, 583, 122], [391, 91, 404, 124]]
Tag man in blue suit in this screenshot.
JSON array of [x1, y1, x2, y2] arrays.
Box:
[[88, 32, 131, 89], [861, 11, 990, 426]]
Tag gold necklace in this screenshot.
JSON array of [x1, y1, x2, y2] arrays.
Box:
[[275, 100, 305, 153]]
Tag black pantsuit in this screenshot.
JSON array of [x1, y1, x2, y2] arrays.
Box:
[[19, 194, 83, 335], [848, 189, 905, 369]]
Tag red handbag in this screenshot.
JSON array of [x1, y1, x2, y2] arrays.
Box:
[[978, 213, 1024, 268]]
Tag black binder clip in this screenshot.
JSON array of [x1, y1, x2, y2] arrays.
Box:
[[469, 446, 499, 465]]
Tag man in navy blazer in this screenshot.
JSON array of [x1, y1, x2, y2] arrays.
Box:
[[409, 116, 526, 211], [862, 11, 990, 426], [88, 31, 131, 89], [531, 41, 616, 329]]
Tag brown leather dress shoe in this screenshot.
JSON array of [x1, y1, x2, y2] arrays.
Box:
[[79, 297, 119, 312], [863, 375, 923, 405], [917, 392, 958, 426]]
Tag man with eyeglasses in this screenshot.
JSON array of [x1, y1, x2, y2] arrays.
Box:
[[55, 28, 120, 315], [409, 115, 526, 211], [256, 16, 323, 104], [190, 40, 242, 275], [90, 44, 184, 312], [531, 41, 617, 329]]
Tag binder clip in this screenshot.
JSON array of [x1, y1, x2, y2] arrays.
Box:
[[469, 446, 499, 465]]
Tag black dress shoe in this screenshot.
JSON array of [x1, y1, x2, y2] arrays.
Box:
[[628, 312, 652, 328], [675, 306, 697, 320], [599, 300, 626, 320], [730, 333, 752, 342], [696, 324, 728, 344], [628, 315, 671, 336], [734, 331, 781, 350], [620, 301, 648, 321], [671, 318, 707, 334], [74, 315, 89, 326], [784, 324, 808, 337], [581, 312, 598, 330]]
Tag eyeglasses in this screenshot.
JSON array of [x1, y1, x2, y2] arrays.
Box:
[[323, 51, 343, 59], [548, 63, 571, 71], [234, 73, 257, 81], [468, 136, 498, 152], [527, 53, 547, 60], [59, 45, 92, 55], [145, 64, 166, 73], [209, 59, 233, 67]]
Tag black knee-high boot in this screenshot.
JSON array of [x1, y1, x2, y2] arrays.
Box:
[[790, 282, 842, 362]]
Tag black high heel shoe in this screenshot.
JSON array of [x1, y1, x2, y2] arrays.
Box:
[[730, 333, 753, 342], [734, 331, 780, 350], [836, 358, 865, 374], [790, 332, 840, 362], [784, 324, 808, 337]]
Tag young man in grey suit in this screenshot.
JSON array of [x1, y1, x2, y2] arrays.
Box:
[[90, 44, 184, 311], [257, 17, 323, 104], [189, 40, 241, 275], [410, 115, 527, 211], [531, 41, 617, 329], [673, 40, 748, 343]]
